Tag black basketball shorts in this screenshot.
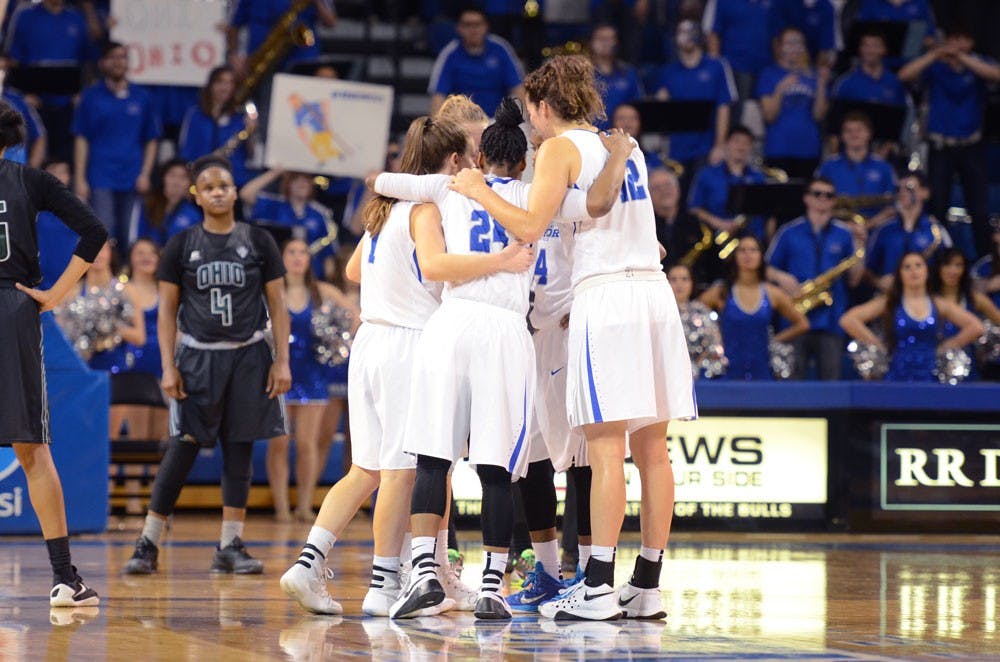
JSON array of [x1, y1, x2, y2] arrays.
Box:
[[169, 339, 288, 447], [0, 287, 50, 445]]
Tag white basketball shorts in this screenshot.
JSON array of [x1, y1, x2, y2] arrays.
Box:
[[528, 324, 587, 471]]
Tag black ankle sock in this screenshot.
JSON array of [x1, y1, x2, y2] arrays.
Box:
[[630, 555, 662, 589], [46, 536, 74, 585], [585, 558, 615, 587]]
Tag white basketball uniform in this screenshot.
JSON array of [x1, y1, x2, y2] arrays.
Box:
[[559, 129, 697, 432], [373, 173, 589, 479], [348, 200, 442, 471], [527, 222, 587, 471]]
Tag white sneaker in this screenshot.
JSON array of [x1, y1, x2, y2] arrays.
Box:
[[389, 571, 446, 619], [441, 563, 477, 611], [616, 582, 666, 619], [50, 573, 100, 608], [280, 563, 343, 615], [538, 580, 622, 621]]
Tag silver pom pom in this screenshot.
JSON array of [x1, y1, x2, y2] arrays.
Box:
[[769, 339, 796, 380], [977, 320, 1000, 365], [934, 347, 971, 385], [680, 302, 727, 379], [311, 303, 354, 367], [55, 280, 133, 361], [847, 340, 889, 380]]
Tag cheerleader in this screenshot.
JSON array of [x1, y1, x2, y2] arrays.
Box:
[[280, 116, 523, 617], [119, 238, 167, 440], [267, 238, 358, 523], [668, 264, 726, 379], [840, 252, 983, 381], [59, 242, 145, 438], [450, 56, 697, 621], [700, 236, 809, 380], [931, 248, 1000, 380], [128, 158, 202, 248]]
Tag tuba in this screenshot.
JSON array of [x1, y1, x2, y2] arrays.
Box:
[[234, 0, 316, 107], [793, 213, 866, 313]]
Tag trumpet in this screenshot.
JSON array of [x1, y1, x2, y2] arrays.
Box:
[[679, 224, 714, 268]]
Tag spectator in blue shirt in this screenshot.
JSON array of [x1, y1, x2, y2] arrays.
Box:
[[428, 8, 525, 117], [3, 0, 95, 161], [145, 85, 200, 148], [655, 20, 735, 169], [36, 159, 82, 289], [769, 0, 839, 68], [227, 0, 337, 71], [72, 42, 161, 249], [589, 23, 644, 131], [898, 27, 1000, 259], [831, 29, 909, 107], [0, 81, 47, 167], [817, 111, 896, 224], [689, 125, 771, 243], [704, 0, 775, 100], [766, 176, 866, 379], [866, 172, 951, 291], [128, 158, 202, 248], [756, 27, 830, 180], [610, 103, 664, 172], [178, 65, 258, 189], [241, 168, 338, 280]]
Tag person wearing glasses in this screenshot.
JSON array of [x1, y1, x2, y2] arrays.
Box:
[[427, 7, 525, 117], [766, 176, 865, 380], [866, 172, 951, 293]]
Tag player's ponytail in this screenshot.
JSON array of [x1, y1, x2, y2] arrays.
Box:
[[364, 116, 467, 237], [479, 97, 527, 171], [0, 100, 27, 151]]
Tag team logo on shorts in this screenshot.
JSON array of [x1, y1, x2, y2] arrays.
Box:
[[0, 447, 19, 482]]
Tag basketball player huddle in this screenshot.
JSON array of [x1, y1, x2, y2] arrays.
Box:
[[278, 55, 697, 622]]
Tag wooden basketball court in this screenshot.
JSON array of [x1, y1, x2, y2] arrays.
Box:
[[1, 514, 997, 660]]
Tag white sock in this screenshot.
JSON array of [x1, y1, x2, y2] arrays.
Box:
[[435, 529, 449, 567], [578, 544, 592, 572], [141, 515, 166, 546], [411, 536, 437, 579], [533, 539, 562, 580], [305, 526, 337, 560], [400, 532, 412, 566], [481, 551, 508, 594], [590, 544, 615, 564], [640, 546, 664, 563], [219, 520, 243, 548], [371, 555, 400, 588]]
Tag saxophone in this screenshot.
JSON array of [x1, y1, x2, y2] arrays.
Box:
[[679, 224, 714, 268], [234, 0, 316, 107], [714, 214, 747, 260], [794, 247, 865, 313], [211, 102, 259, 159]]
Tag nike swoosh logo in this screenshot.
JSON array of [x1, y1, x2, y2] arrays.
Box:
[[618, 594, 638, 606], [550, 368, 563, 376], [583, 590, 614, 602], [520, 593, 546, 604]]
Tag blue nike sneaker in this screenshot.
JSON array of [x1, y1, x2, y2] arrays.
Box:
[[562, 565, 585, 589], [507, 562, 564, 613]]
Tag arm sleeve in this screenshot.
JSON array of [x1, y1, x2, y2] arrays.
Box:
[[156, 233, 184, 284], [24, 167, 108, 262], [374, 173, 450, 205], [254, 227, 287, 282]]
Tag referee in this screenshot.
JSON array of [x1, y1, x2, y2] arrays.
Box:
[[124, 155, 291, 575], [0, 101, 108, 607]]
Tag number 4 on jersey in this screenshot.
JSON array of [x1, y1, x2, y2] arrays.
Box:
[[534, 248, 547, 285], [210, 287, 233, 327]]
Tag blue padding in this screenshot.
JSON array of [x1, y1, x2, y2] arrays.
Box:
[[0, 314, 108, 535], [695, 381, 1000, 413]]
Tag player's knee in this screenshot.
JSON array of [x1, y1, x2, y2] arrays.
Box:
[[411, 455, 450, 516]]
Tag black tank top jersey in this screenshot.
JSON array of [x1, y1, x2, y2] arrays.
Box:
[[0, 159, 107, 285], [157, 223, 285, 343]]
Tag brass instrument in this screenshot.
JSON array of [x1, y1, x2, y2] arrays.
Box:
[[234, 0, 315, 107], [680, 224, 714, 268], [714, 214, 747, 260], [793, 247, 865, 313], [308, 215, 339, 257], [211, 101, 258, 159], [833, 192, 894, 212], [924, 221, 943, 259], [541, 41, 582, 58], [762, 166, 789, 183]]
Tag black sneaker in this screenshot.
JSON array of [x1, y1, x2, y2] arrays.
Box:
[[50, 567, 100, 607], [211, 537, 264, 574], [123, 536, 159, 575], [389, 573, 446, 619], [474, 592, 512, 620]]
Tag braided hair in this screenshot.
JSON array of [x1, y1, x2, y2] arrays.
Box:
[[480, 97, 527, 170]]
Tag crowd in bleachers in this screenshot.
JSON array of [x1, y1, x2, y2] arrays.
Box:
[[2, 0, 999, 391]]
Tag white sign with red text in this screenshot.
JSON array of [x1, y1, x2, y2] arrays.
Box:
[[111, 0, 226, 86]]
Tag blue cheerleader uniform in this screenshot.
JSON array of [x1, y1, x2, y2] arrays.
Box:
[[286, 302, 332, 404], [125, 302, 162, 378], [720, 285, 774, 381], [886, 299, 939, 382]]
